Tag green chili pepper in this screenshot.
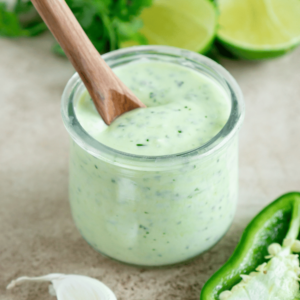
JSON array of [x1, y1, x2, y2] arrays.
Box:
[[200, 191, 300, 300]]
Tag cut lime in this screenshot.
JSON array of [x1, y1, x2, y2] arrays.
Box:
[[217, 0, 300, 60], [121, 0, 218, 54]]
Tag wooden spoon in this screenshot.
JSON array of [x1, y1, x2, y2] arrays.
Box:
[[31, 0, 146, 125]]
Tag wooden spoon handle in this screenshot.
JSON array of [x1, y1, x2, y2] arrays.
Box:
[[31, 0, 145, 124]]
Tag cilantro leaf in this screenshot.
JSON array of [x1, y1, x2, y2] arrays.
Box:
[[0, 0, 152, 54], [0, 1, 46, 37]]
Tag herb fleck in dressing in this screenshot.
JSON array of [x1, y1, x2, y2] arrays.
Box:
[[76, 61, 230, 156], [70, 60, 238, 266]]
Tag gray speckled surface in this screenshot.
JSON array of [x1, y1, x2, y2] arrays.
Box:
[[1, 33, 300, 299]]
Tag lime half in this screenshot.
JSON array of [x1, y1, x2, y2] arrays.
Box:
[[122, 0, 217, 54], [217, 0, 300, 59]]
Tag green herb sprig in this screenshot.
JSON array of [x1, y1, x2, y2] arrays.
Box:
[[0, 0, 152, 54]]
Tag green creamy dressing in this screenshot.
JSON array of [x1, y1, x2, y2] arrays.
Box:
[[70, 60, 237, 266], [76, 61, 230, 156]]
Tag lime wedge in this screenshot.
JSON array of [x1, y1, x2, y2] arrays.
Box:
[[217, 0, 300, 59], [122, 0, 217, 53]]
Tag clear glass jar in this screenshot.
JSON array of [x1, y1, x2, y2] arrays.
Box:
[[61, 46, 245, 267]]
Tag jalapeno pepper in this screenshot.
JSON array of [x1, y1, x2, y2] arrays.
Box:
[[200, 192, 300, 300]]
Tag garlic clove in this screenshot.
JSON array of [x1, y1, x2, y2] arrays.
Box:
[[53, 275, 117, 300], [7, 274, 117, 300]]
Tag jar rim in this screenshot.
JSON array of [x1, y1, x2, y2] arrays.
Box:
[[61, 45, 245, 169]]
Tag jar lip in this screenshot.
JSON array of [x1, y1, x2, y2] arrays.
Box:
[[61, 45, 245, 167]]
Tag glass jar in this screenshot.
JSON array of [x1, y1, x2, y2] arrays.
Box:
[[61, 46, 245, 267]]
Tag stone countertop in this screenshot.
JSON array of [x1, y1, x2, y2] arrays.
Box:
[[1, 33, 300, 299]]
